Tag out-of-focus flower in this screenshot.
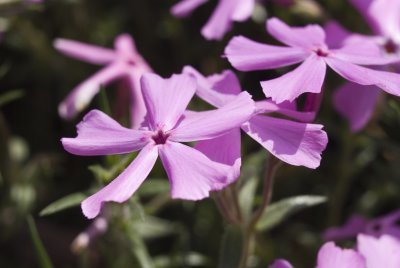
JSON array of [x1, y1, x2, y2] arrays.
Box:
[[54, 34, 152, 128], [225, 17, 400, 104], [270, 234, 400, 267], [183, 66, 328, 170], [171, 0, 255, 40], [61, 73, 255, 219], [323, 209, 400, 241]]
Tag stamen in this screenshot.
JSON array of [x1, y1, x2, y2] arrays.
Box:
[[151, 129, 169, 144], [384, 39, 398, 54], [314, 48, 329, 57]]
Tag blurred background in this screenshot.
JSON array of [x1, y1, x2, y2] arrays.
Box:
[[1, 0, 400, 267]]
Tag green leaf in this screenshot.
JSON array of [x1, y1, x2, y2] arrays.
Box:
[[40, 193, 86, 216], [256, 195, 327, 231], [135, 216, 175, 240], [218, 226, 243, 268], [154, 252, 208, 268], [239, 176, 258, 221], [126, 223, 155, 268], [0, 89, 24, 107], [27, 215, 54, 268]]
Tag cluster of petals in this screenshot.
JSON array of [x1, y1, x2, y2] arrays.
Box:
[[225, 17, 400, 106], [269, 234, 400, 268], [62, 73, 256, 219], [323, 209, 400, 241], [331, 0, 400, 131], [171, 0, 255, 40], [182, 66, 328, 170], [54, 34, 151, 128]]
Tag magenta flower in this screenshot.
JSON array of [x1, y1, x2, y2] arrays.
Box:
[[323, 209, 400, 241], [171, 0, 255, 40], [225, 17, 400, 104], [183, 66, 328, 170], [61, 73, 255, 219], [270, 235, 400, 267], [54, 34, 152, 128]]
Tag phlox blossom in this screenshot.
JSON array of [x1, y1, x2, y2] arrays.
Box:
[[225, 17, 400, 104], [171, 0, 255, 40], [62, 73, 255, 219], [55, 34, 151, 128]]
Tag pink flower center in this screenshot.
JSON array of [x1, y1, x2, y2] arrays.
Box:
[[384, 39, 398, 54], [313, 47, 329, 57], [151, 129, 169, 144]]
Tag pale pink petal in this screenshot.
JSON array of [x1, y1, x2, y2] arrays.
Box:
[[54, 38, 116, 65], [357, 234, 400, 268], [333, 82, 381, 132], [324, 20, 352, 48], [61, 110, 151, 156], [182, 66, 240, 107], [126, 66, 152, 129], [266, 17, 326, 48], [269, 259, 294, 268], [195, 128, 241, 183], [59, 63, 126, 119], [159, 142, 233, 200], [366, 210, 400, 240], [170, 92, 255, 142], [368, 0, 400, 38], [242, 116, 327, 169], [201, 0, 236, 40], [81, 144, 158, 219], [261, 54, 326, 103], [325, 57, 400, 96], [140, 73, 196, 131], [316, 242, 365, 268], [323, 214, 369, 241], [171, 0, 209, 17], [231, 0, 255, 21], [225, 36, 309, 71], [255, 100, 316, 122], [332, 43, 399, 65], [114, 34, 138, 59]]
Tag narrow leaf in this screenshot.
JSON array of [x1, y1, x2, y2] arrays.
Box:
[[256, 195, 327, 231], [27, 215, 54, 268], [218, 226, 243, 268], [0, 89, 24, 107], [40, 193, 86, 216]]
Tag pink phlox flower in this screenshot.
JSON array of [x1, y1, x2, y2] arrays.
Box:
[[323, 209, 400, 241], [54, 34, 152, 128], [171, 0, 255, 40], [352, 0, 400, 55], [183, 66, 328, 169], [271, 234, 400, 267], [61, 73, 255, 219], [225, 17, 400, 104]]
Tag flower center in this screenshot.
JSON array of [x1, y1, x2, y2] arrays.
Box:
[[313, 47, 329, 57], [384, 39, 398, 54], [151, 129, 169, 145]]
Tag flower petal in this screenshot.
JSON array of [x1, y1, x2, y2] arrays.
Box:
[[357, 234, 400, 268], [261, 54, 326, 103], [140, 73, 196, 131], [242, 115, 327, 169], [170, 92, 255, 142], [266, 17, 326, 48], [59, 63, 126, 119], [183, 66, 241, 107], [225, 36, 309, 71], [316, 242, 365, 268], [159, 142, 233, 200], [171, 0, 209, 17], [195, 128, 241, 182], [54, 38, 116, 65], [231, 0, 255, 21], [325, 57, 400, 96], [333, 82, 381, 132], [62, 110, 151, 156], [114, 34, 138, 59], [81, 144, 158, 219], [201, 0, 236, 40], [323, 214, 369, 241], [269, 259, 294, 268], [368, 0, 400, 38], [255, 100, 316, 122]]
